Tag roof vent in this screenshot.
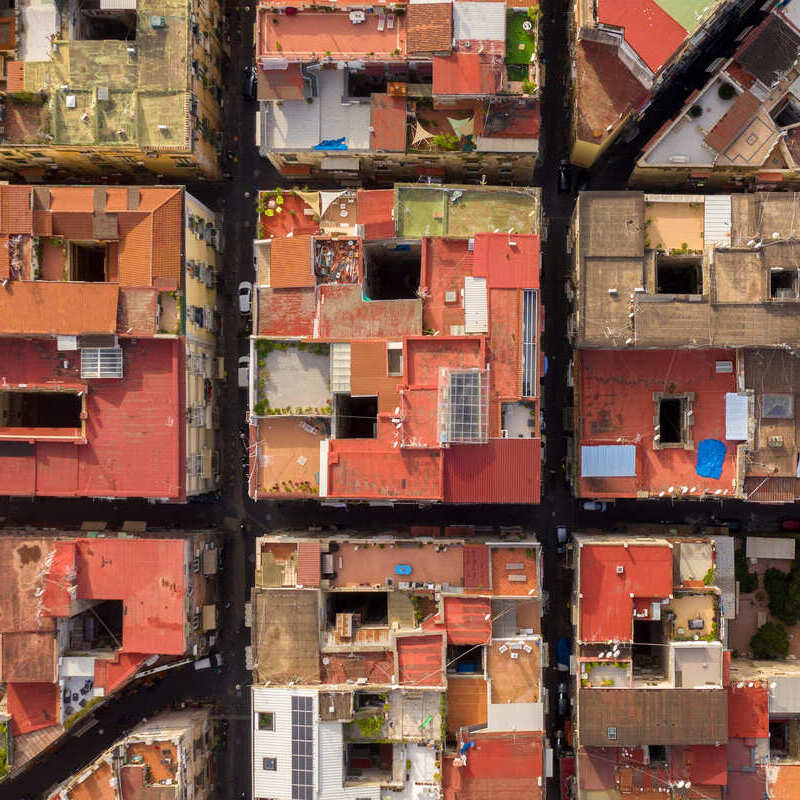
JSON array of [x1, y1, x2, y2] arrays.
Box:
[[65, 95, 77, 109], [150, 15, 167, 28], [97, 86, 109, 101], [616, 565, 625, 575]]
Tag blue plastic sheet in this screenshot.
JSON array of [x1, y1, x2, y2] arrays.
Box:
[[313, 137, 347, 151], [696, 438, 726, 479]]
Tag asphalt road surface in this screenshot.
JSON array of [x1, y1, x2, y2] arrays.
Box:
[[0, 0, 778, 796]]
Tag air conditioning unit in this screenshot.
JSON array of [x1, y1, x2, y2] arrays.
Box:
[[616, 565, 625, 575], [151, 15, 167, 28], [768, 435, 785, 448], [445, 290, 457, 304]]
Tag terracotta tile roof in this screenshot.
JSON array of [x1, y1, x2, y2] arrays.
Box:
[[433, 52, 503, 95], [768, 763, 800, 800], [728, 683, 768, 738], [397, 634, 444, 686], [736, 16, 800, 88], [370, 93, 407, 152], [151, 190, 183, 284], [258, 63, 305, 100], [6, 682, 59, 735], [472, 233, 540, 288], [407, 2, 453, 54], [0, 186, 32, 233], [93, 652, 148, 693], [356, 189, 395, 239], [75, 539, 187, 655], [578, 688, 728, 746], [0, 235, 9, 280], [704, 91, 760, 153], [446, 675, 488, 733], [726, 61, 757, 90], [463, 544, 490, 589], [6, 60, 24, 93], [296, 541, 321, 587], [578, 543, 673, 642], [597, 0, 688, 73], [1, 631, 55, 682], [0, 282, 119, 335], [118, 213, 152, 286], [269, 235, 314, 288], [444, 597, 491, 644], [443, 439, 542, 503]]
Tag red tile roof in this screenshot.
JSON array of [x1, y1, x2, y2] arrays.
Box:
[[357, 189, 395, 239], [596, 0, 688, 73], [443, 732, 543, 800], [6, 60, 24, 93], [42, 541, 76, 618], [433, 53, 503, 95], [443, 439, 542, 504], [257, 287, 316, 337], [7, 682, 58, 735], [397, 634, 444, 686], [75, 538, 186, 655], [704, 91, 760, 153], [296, 541, 321, 587], [472, 233, 540, 289], [269, 236, 315, 288], [407, 2, 453, 53], [444, 597, 491, 644], [1, 631, 55, 682], [0, 282, 119, 335], [371, 93, 407, 152], [726, 61, 757, 90], [317, 284, 422, 339], [93, 652, 148, 694], [673, 745, 728, 785], [728, 683, 769, 739], [258, 63, 305, 100], [579, 543, 673, 642], [0, 338, 184, 500], [463, 544, 491, 589]]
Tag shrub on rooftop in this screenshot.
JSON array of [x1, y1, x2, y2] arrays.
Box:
[[689, 105, 702, 119], [750, 621, 790, 660], [718, 82, 736, 100]]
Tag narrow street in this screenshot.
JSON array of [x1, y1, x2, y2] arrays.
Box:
[[0, 0, 779, 797]]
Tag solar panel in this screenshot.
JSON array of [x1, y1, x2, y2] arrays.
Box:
[[291, 695, 314, 800]]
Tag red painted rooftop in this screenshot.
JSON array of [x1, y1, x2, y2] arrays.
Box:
[[472, 233, 540, 289], [6, 682, 59, 735], [75, 538, 186, 655], [397, 633, 444, 686], [579, 542, 673, 642], [728, 683, 769, 739], [596, 0, 688, 73], [443, 731, 543, 800], [356, 189, 395, 239], [578, 348, 738, 499], [0, 337, 184, 500], [433, 52, 503, 95], [444, 597, 492, 644]]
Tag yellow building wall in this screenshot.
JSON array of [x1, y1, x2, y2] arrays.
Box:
[[185, 192, 221, 496]]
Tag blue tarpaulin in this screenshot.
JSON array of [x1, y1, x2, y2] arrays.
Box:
[[313, 137, 347, 151], [696, 438, 726, 479]]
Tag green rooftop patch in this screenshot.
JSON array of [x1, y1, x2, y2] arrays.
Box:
[[506, 9, 538, 66]]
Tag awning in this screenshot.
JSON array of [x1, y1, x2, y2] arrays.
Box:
[[202, 604, 217, 631]]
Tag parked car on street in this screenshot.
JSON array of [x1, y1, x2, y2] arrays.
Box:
[[557, 638, 571, 671], [558, 159, 571, 193], [557, 682, 569, 717], [238, 355, 250, 389], [556, 525, 569, 554], [238, 281, 253, 314], [242, 65, 257, 101], [582, 500, 608, 511]]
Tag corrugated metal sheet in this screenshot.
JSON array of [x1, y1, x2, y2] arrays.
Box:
[[463, 276, 488, 333], [770, 677, 800, 715], [453, 1, 506, 42], [581, 445, 637, 477], [296, 541, 321, 587], [744, 476, 798, 503], [710, 535, 736, 620], [704, 195, 732, 247], [746, 536, 795, 560], [443, 438, 541, 503], [521, 289, 537, 397], [330, 343, 351, 394], [725, 393, 749, 440]]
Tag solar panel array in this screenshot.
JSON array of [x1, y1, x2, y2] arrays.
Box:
[[291, 695, 314, 800]]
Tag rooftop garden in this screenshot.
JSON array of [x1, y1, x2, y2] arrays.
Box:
[[580, 659, 630, 688], [506, 7, 539, 90], [257, 188, 320, 239]]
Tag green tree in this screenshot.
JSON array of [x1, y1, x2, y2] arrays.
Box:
[[764, 567, 800, 626], [750, 621, 790, 660]]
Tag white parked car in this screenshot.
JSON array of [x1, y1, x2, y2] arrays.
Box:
[[238, 281, 253, 314], [238, 355, 250, 389], [582, 500, 608, 511]]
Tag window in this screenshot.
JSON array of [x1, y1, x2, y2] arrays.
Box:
[[656, 255, 702, 295], [770, 269, 797, 299], [188, 405, 205, 427], [258, 712, 275, 731], [607, 727, 617, 741], [387, 342, 403, 376], [262, 757, 277, 771], [187, 453, 203, 476]]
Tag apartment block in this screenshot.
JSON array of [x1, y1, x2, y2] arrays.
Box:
[[0, 532, 221, 777], [568, 530, 730, 799], [248, 529, 545, 800], [0, 184, 222, 500], [0, 0, 225, 181], [247, 183, 543, 504], [44, 708, 217, 799], [570, 0, 748, 168], [635, 0, 800, 190], [568, 191, 800, 503], [255, 0, 541, 183]]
